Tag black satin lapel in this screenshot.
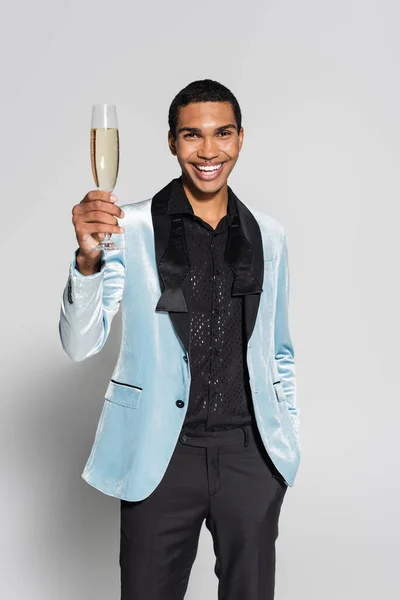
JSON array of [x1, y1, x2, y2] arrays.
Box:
[[151, 180, 190, 353], [227, 192, 264, 343], [155, 216, 189, 312], [225, 214, 264, 296]]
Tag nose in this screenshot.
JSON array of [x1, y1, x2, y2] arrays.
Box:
[[198, 136, 219, 161]]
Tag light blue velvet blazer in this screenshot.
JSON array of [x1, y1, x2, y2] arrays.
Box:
[[59, 179, 301, 501]]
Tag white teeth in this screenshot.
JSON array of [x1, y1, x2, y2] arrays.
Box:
[[196, 163, 223, 172]]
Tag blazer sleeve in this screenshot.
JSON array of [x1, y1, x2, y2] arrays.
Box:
[[274, 230, 300, 438], [59, 234, 126, 362]]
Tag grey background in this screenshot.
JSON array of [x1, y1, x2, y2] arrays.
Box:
[[1, 0, 398, 598]]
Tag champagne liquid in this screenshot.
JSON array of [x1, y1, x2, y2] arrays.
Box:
[[90, 127, 119, 192]]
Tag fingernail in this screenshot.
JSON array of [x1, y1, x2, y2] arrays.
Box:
[[110, 194, 117, 202], [121, 210, 125, 218]]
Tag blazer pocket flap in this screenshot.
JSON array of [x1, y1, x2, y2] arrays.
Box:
[[105, 379, 143, 409], [263, 258, 278, 276], [273, 380, 286, 402], [264, 257, 278, 269]]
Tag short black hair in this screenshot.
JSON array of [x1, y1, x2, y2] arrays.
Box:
[[168, 79, 242, 139]]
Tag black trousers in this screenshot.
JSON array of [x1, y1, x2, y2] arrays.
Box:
[[120, 424, 288, 599]]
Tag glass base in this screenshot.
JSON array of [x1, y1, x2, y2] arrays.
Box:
[[89, 239, 125, 251]]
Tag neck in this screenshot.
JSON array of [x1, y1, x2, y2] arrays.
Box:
[[181, 173, 229, 223]]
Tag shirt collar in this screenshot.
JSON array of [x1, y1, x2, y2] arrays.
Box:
[[167, 176, 237, 226]]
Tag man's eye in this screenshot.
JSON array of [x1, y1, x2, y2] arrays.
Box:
[[218, 131, 231, 137], [184, 133, 198, 138]]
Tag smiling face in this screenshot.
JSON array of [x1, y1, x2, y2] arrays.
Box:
[[168, 101, 244, 196]]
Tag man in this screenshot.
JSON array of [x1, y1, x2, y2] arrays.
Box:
[[59, 79, 301, 600]]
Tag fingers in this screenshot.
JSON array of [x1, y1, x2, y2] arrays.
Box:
[[78, 209, 123, 225], [74, 220, 124, 236], [72, 194, 124, 219], [72, 189, 125, 237], [83, 190, 116, 203], [82, 222, 124, 234]]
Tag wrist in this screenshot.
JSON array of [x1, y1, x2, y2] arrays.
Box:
[[76, 249, 102, 275]]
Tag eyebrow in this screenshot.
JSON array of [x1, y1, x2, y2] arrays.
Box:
[[177, 123, 237, 135]]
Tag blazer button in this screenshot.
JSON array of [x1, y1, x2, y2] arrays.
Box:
[[183, 355, 188, 362], [176, 400, 185, 408]]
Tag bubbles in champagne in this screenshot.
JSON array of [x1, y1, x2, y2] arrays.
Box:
[[90, 128, 119, 192]]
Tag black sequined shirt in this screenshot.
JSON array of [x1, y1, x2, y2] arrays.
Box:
[[168, 177, 255, 432]]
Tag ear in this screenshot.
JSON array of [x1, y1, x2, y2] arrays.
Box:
[[238, 127, 244, 152], [168, 130, 177, 156]]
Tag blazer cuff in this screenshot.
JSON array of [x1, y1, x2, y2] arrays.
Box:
[[71, 248, 106, 279], [66, 248, 106, 306]]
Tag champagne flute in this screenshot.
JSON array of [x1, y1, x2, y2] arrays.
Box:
[[90, 104, 124, 251]]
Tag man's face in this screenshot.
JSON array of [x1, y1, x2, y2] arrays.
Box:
[[168, 101, 244, 195]]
